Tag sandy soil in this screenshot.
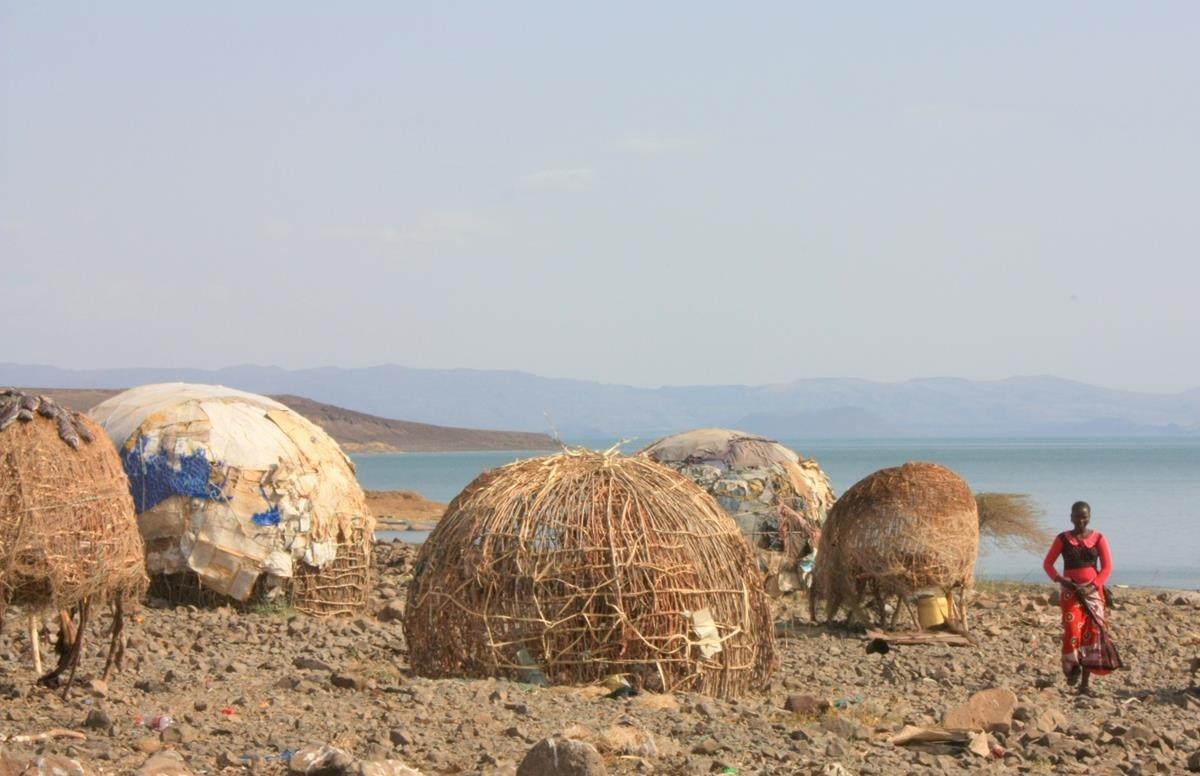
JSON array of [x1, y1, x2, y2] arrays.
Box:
[[1, 545, 1198, 775]]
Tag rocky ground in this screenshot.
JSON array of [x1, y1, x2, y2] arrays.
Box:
[[2, 542, 1198, 776]]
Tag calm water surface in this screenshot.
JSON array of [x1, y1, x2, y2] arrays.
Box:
[[353, 437, 1200, 589]]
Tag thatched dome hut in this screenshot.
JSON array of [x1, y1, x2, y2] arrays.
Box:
[[641, 429, 834, 586], [404, 449, 776, 699], [811, 462, 978, 628], [90, 383, 373, 616], [0, 389, 146, 685]]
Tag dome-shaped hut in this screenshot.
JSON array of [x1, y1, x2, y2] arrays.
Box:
[[404, 449, 776, 699], [811, 462, 979, 628], [641, 429, 834, 586], [0, 389, 146, 687], [90, 383, 373, 616]]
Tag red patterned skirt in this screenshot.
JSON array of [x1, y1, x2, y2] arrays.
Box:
[[1060, 584, 1122, 676]]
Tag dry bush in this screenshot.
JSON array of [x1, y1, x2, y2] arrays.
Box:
[[975, 492, 1049, 553]]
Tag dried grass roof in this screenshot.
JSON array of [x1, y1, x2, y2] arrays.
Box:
[[812, 461, 979, 621], [404, 449, 776, 699], [0, 390, 146, 613]]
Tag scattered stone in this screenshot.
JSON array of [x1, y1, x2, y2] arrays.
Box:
[[136, 751, 195, 776], [331, 672, 368, 691], [629, 693, 680, 711], [596, 725, 674, 758], [820, 716, 862, 740], [784, 694, 830, 715], [357, 761, 423, 776], [1122, 725, 1156, 745], [82, 708, 113, 730], [0, 750, 92, 776], [289, 745, 358, 775], [517, 738, 607, 776], [943, 687, 1018, 733], [134, 737, 164, 754], [1034, 708, 1068, 734], [216, 752, 242, 769], [161, 724, 197, 745], [294, 657, 336, 672], [376, 599, 406, 623]]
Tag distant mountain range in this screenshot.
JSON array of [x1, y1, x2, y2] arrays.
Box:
[[4, 363, 1198, 439]]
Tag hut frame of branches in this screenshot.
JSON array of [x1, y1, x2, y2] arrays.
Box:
[[811, 462, 980, 630], [404, 449, 776, 699], [0, 390, 147, 691]]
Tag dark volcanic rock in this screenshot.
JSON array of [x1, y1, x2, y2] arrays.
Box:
[[517, 738, 607, 776]]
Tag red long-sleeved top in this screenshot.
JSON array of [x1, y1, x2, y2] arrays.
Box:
[[1043, 531, 1111, 587]]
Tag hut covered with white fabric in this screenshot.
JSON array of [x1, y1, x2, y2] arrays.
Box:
[[91, 383, 373, 615]]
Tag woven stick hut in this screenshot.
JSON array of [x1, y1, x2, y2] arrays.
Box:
[[0, 389, 146, 688], [640, 429, 834, 591], [90, 383, 373, 616], [404, 449, 776, 699], [811, 461, 979, 629]]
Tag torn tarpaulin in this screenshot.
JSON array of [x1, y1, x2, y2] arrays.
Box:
[[91, 383, 373, 604]]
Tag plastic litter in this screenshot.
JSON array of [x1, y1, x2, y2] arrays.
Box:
[[240, 751, 292, 763], [134, 714, 172, 731]]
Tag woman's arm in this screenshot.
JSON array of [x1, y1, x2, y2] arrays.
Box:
[[1043, 534, 1065, 583], [1095, 534, 1112, 587]]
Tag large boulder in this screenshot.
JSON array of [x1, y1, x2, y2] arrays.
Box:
[[517, 738, 607, 776]]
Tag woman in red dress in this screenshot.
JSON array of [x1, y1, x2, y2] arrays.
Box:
[[1043, 501, 1122, 693]]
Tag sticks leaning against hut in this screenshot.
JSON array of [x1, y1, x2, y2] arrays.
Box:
[[0, 390, 147, 691]]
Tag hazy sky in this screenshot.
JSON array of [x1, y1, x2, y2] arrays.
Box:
[[2, 4, 1197, 391]]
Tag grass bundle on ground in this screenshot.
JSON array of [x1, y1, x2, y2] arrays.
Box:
[[811, 461, 979, 629], [975, 492, 1049, 553], [404, 448, 776, 699], [0, 390, 146, 689]]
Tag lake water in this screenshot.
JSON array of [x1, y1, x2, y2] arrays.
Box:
[[353, 437, 1200, 589]]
